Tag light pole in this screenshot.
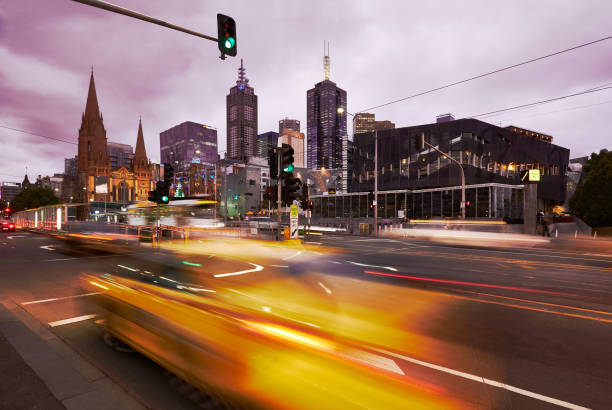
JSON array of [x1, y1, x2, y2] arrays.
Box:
[[420, 132, 466, 219], [337, 107, 379, 235]]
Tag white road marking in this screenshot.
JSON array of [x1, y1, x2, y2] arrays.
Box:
[[374, 347, 590, 410], [39, 245, 55, 250], [45, 257, 77, 261], [318, 281, 332, 294], [214, 263, 264, 278], [344, 260, 398, 271], [7, 235, 26, 239], [304, 241, 322, 245], [328, 260, 342, 265], [271, 265, 289, 268], [339, 349, 404, 376], [282, 251, 303, 260], [48, 314, 97, 327], [21, 292, 100, 305]]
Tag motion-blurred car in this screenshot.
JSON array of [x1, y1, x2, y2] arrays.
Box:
[[1, 218, 15, 232]]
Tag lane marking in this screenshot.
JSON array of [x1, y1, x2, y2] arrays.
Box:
[[363, 270, 578, 297], [318, 281, 332, 294], [214, 263, 263, 278], [21, 292, 100, 305], [48, 314, 97, 327], [40, 245, 55, 251], [304, 241, 323, 245], [345, 260, 398, 271], [271, 265, 289, 268], [444, 288, 612, 317], [373, 347, 589, 410], [45, 257, 77, 261], [7, 235, 26, 239], [282, 251, 303, 260]]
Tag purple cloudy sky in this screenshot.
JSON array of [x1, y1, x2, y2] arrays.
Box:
[[1, 0, 611, 183]]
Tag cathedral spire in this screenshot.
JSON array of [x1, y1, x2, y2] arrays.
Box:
[[134, 118, 148, 168], [84, 69, 100, 120]]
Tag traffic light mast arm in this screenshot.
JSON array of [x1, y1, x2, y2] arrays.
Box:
[[419, 132, 466, 219], [71, 0, 219, 42]]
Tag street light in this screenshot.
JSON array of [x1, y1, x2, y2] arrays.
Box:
[[338, 107, 379, 235]]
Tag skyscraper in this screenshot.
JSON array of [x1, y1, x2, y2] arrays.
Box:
[[353, 113, 375, 135], [279, 117, 300, 134], [256, 131, 279, 159], [227, 59, 258, 162], [160, 121, 218, 172], [280, 130, 305, 168], [307, 42, 346, 169]]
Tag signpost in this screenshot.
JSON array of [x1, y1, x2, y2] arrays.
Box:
[[290, 204, 299, 239]]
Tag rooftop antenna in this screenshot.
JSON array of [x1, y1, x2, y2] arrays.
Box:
[[323, 40, 330, 80]]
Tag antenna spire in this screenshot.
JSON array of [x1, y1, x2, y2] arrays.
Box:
[[323, 41, 330, 80]]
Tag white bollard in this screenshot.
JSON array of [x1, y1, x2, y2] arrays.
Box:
[[555, 229, 558, 238], [574, 230, 577, 239], [594, 232, 597, 239]]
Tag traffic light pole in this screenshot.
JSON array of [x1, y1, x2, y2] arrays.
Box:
[[72, 0, 218, 42], [277, 149, 282, 240], [374, 130, 378, 236]]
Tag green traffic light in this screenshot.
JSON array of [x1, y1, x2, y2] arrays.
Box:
[[161, 195, 169, 202], [225, 37, 235, 49], [283, 164, 294, 172]]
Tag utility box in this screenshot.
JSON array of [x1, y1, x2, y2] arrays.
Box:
[[359, 223, 371, 235]]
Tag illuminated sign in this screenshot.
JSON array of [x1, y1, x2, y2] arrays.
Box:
[[529, 169, 541, 182]]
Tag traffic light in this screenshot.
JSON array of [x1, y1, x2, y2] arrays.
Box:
[[300, 183, 309, 209], [368, 191, 374, 209], [217, 14, 237, 57], [265, 185, 278, 207], [268, 148, 278, 179], [283, 176, 301, 204], [156, 180, 170, 204], [163, 163, 174, 188], [280, 143, 294, 174]]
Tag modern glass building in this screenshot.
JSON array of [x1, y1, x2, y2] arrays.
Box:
[[256, 131, 279, 159], [160, 121, 218, 173], [279, 117, 300, 134], [311, 183, 524, 220]]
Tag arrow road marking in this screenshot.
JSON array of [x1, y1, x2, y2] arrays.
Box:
[[40, 245, 55, 250], [214, 263, 263, 278]]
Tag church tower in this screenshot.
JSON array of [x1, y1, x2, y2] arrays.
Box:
[[132, 119, 152, 201], [77, 69, 109, 201]]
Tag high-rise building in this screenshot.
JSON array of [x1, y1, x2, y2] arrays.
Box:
[[256, 131, 279, 159], [353, 113, 395, 135], [306, 43, 347, 169], [160, 121, 218, 172], [227, 59, 258, 161], [64, 156, 78, 177], [280, 130, 305, 168], [374, 120, 395, 131], [107, 142, 134, 170], [0, 182, 21, 203], [353, 113, 375, 135], [279, 117, 300, 134]]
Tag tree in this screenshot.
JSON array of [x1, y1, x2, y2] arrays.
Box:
[[568, 149, 612, 227], [10, 186, 60, 212]]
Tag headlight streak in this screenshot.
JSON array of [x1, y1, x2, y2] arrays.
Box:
[[344, 260, 398, 271]]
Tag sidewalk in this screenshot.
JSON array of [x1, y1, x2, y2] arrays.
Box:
[[0, 295, 145, 410]]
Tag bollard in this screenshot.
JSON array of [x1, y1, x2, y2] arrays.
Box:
[[594, 231, 597, 239], [574, 230, 577, 239], [555, 228, 558, 238]]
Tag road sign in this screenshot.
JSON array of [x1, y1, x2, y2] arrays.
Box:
[[528, 169, 541, 182], [290, 204, 299, 239]]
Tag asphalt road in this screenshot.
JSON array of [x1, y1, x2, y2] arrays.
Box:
[[1, 231, 611, 409]]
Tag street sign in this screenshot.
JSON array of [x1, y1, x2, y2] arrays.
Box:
[[529, 169, 541, 182], [290, 204, 299, 239]]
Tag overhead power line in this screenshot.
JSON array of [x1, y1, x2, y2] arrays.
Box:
[[356, 35, 612, 113], [0, 125, 76, 145], [467, 85, 612, 119]]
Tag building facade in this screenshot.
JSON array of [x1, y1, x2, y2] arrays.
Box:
[[160, 121, 218, 173], [107, 142, 134, 170], [256, 131, 279, 159], [75, 70, 153, 204], [227, 59, 258, 161], [353, 113, 375, 135], [280, 130, 305, 168], [279, 117, 300, 134], [0, 182, 21, 203], [347, 118, 568, 217]]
